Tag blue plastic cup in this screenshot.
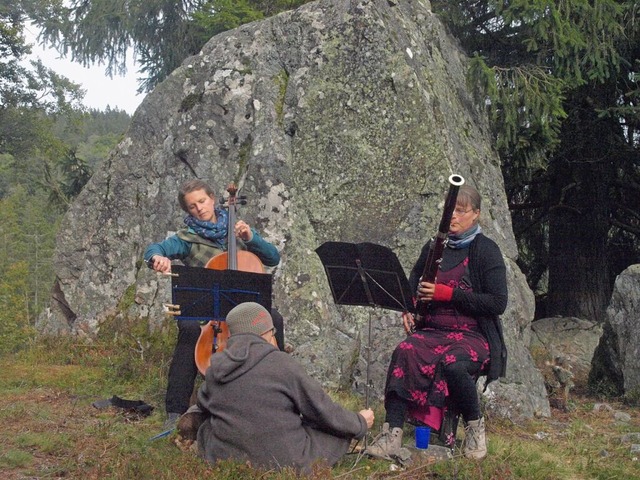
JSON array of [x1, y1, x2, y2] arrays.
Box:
[[415, 426, 431, 449]]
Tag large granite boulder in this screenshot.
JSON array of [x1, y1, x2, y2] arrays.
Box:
[[38, 0, 549, 420], [590, 264, 640, 400], [531, 317, 603, 388]]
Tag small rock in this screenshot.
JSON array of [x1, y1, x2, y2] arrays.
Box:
[[620, 432, 640, 444], [406, 444, 453, 461], [614, 411, 632, 423], [593, 402, 614, 412]]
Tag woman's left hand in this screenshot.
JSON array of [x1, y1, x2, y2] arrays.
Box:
[[234, 220, 253, 242]]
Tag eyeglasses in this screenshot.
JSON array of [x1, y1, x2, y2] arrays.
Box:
[[452, 207, 474, 216]]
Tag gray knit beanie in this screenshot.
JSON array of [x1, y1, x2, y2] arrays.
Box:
[[226, 302, 274, 336]]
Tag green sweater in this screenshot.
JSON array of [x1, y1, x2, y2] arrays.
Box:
[[144, 227, 280, 268]]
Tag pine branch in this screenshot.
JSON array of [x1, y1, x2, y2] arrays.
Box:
[[610, 218, 640, 236]]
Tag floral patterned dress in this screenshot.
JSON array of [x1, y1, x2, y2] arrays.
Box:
[[384, 257, 490, 437]]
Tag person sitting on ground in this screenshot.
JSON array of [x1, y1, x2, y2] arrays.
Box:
[[187, 302, 375, 473], [365, 184, 508, 461]]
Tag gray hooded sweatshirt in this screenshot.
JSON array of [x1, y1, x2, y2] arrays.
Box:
[[196, 333, 367, 473]]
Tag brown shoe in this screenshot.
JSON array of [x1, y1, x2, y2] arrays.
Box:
[[177, 407, 206, 441]]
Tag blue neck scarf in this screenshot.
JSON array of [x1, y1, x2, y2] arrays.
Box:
[[183, 207, 229, 249], [448, 223, 481, 249]]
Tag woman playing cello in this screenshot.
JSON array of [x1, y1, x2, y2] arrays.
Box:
[[144, 179, 282, 428]]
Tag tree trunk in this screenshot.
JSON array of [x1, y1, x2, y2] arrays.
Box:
[[546, 86, 616, 323]]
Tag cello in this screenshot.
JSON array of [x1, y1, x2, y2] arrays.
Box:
[[193, 183, 266, 375]]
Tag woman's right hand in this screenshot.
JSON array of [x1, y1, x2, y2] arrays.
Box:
[[402, 311, 415, 334], [416, 280, 436, 301], [149, 255, 172, 273]]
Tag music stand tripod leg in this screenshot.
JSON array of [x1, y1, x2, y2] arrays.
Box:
[[364, 310, 373, 448]]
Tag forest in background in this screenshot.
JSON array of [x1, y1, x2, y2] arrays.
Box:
[[1, 2, 135, 353], [3, 1, 640, 383], [0, 99, 131, 352]]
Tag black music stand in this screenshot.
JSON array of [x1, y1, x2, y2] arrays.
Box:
[[315, 242, 413, 409], [170, 265, 272, 321]]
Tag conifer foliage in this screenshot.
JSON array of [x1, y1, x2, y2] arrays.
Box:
[[433, 0, 640, 322], [1, 4, 133, 344]]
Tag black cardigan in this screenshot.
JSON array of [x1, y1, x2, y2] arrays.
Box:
[[408, 233, 508, 384]]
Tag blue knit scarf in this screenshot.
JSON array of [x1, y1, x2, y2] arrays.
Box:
[[183, 207, 229, 249], [448, 224, 481, 249]]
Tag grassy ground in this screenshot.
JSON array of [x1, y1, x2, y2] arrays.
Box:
[[1, 332, 639, 480]]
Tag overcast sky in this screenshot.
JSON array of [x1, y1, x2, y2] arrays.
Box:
[[24, 24, 143, 115]]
